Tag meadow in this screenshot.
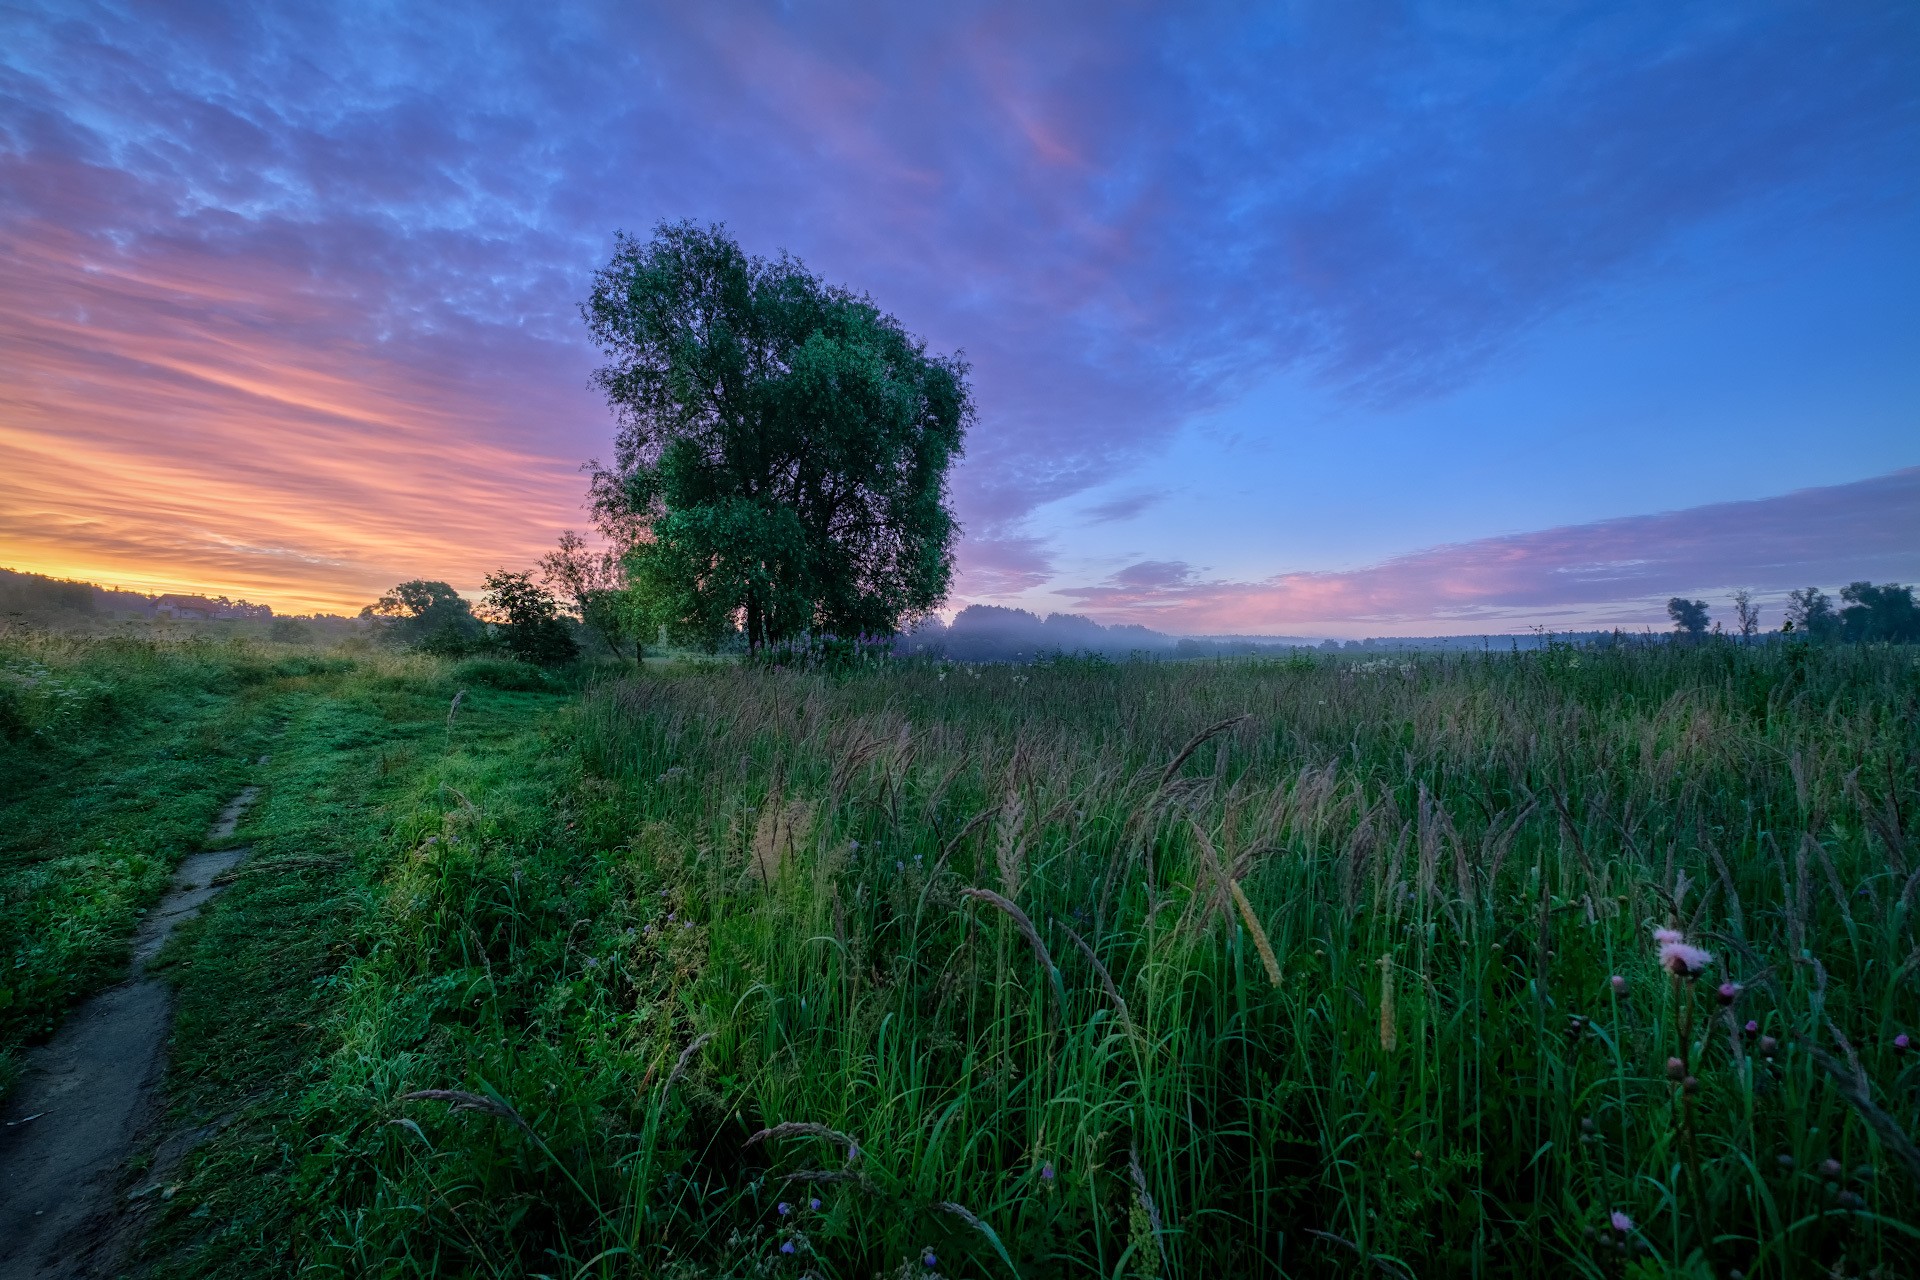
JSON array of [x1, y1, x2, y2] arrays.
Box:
[[6, 630, 1919, 1277]]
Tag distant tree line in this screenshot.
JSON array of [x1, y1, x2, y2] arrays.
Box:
[[1666, 582, 1918, 644]]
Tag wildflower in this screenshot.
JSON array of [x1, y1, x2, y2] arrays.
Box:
[[922, 1250, 938, 1268], [778, 1202, 792, 1216], [809, 1197, 822, 1211], [1716, 981, 1740, 1005], [1654, 926, 1714, 978], [1610, 1210, 1633, 1233], [1896, 1033, 1911, 1054], [847, 1142, 859, 1160], [1040, 1161, 1055, 1183], [780, 1240, 796, 1255], [1758, 1035, 1778, 1057], [1609, 975, 1628, 996], [1666, 1056, 1686, 1081], [1745, 1020, 1760, 1034], [849, 840, 860, 850], [683, 920, 692, 930], [1819, 1157, 1843, 1180]]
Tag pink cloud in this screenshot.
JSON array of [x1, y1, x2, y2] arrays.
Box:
[[1058, 469, 1920, 635]]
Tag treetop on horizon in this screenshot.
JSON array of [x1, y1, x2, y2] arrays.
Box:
[[580, 220, 970, 653]]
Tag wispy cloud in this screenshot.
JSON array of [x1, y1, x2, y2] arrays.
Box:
[[1, 2, 1914, 609], [1059, 470, 1920, 635]]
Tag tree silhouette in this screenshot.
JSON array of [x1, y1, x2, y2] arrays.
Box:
[[1838, 581, 1919, 643], [361, 580, 481, 654], [582, 221, 970, 653], [1786, 587, 1839, 641], [482, 571, 578, 666], [540, 531, 635, 662], [1666, 597, 1709, 640]]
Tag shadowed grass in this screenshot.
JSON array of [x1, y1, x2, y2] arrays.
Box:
[[139, 640, 1920, 1277]]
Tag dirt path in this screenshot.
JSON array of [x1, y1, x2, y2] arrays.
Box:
[[0, 786, 260, 1280]]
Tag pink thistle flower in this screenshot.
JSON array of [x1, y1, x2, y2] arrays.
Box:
[[1610, 1210, 1633, 1233], [1653, 926, 1713, 978]]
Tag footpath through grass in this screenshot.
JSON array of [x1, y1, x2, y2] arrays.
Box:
[[128, 642, 1920, 1279], [0, 632, 329, 1095]]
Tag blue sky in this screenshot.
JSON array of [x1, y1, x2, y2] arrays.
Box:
[[1, 1, 1915, 629]]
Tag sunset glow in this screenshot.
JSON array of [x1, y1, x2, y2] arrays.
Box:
[[4, 3, 1916, 628]]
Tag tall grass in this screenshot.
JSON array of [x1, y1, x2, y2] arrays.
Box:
[[184, 643, 1920, 1277]]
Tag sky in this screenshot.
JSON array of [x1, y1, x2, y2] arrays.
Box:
[[1, 1, 1916, 633]]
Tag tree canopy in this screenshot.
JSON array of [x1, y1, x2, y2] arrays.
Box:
[[361, 580, 482, 654], [482, 570, 578, 667], [1666, 596, 1709, 639], [581, 221, 970, 653], [540, 531, 636, 662]]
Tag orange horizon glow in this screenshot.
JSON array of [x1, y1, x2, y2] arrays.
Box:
[[0, 220, 608, 616]]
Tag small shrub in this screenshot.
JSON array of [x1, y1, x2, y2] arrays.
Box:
[[450, 657, 555, 692]]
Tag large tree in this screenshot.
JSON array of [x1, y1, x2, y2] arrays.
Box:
[[581, 221, 970, 653]]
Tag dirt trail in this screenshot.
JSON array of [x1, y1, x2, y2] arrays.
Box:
[[0, 785, 260, 1280]]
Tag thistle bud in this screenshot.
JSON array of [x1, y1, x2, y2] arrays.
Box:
[[1610, 975, 1628, 996], [1666, 1056, 1686, 1081]]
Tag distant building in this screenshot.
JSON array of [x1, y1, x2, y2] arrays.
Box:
[[154, 593, 218, 619]]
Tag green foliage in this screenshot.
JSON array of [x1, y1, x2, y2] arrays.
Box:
[[482, 569, 578, 666], [541, 530, 638, 662], [1665, 596, 1709, 638], [0, 567, 95, 622], [361, 579, 484, 654], [451, 655, 558, 692], [583, 221, 969, 651], [150, 641, 1920, 1278], [1787, 586, 1841, 642], [1840, 581, 1920, 644]]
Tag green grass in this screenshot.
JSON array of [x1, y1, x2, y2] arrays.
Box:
[[0, 631, 301, 1093], [135, 648, 564, 1272], [128, 641, 1920, 1278]]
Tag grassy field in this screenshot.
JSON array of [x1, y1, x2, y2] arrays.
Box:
[[0, 631, 298, 1091], [7, 632, 1919, 1277]]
